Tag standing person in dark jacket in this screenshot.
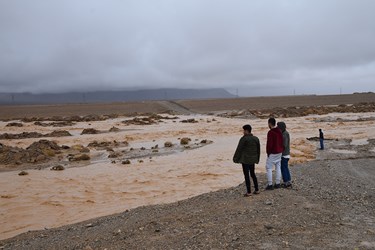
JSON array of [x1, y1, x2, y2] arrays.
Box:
[[233, 124, 260, 197], [319, 129, 324, 150], [277, 121, 292, 188], [265, 118, 284, 190]]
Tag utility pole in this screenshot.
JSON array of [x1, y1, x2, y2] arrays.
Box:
[[340, 87, 342, 95], [236, 88, 238, 98], [293, 89, 296, 95]]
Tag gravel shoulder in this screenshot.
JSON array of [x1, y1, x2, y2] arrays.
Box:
[[1, 153, 374, 249]]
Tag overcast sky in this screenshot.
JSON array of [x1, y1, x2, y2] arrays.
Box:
[[0, 0, 374, 96]]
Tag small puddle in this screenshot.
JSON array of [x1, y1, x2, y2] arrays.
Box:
[[330, 149, 357, 154], [350, 139, 368, 146]]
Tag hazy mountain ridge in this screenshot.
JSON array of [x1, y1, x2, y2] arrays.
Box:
[[0, 88, 235, 105]]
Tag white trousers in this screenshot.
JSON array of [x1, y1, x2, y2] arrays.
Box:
[[266, 153, 282, 185]]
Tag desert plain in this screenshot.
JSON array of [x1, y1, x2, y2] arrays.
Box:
[[0, 93, 375, 249]]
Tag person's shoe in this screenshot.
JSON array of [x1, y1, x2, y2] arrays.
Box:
[[274, 183, 281, 189], [243, 193, 252, 197], [253, 190, 260, 195], [265, 185, 274, 191], [285, 182, 292, 188]]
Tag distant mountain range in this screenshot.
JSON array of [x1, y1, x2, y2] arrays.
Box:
[[0, 88, 235, 105]]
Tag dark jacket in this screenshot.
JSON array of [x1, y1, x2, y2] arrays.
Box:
[[319, 130, 324, 140], [277, 122, 290, 156], [233, 134, 260, 164], [266, 127, 284, 155]]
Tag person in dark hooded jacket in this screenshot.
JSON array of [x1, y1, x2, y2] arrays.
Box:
[[233, 124, 260, 196], [277, 121, 292, 188]]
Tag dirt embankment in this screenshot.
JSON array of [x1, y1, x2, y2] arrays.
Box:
[[178, 92, 375, 113], [217, 102, 375, 119], [1, 93, 374, 120]]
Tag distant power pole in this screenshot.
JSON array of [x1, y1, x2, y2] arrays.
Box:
[[340, 87, 342, 95], [293, 89, 296, 95], [236, 88, 238, 98]]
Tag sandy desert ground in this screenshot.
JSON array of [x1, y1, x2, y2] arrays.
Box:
[[0, 94, 374, 249]]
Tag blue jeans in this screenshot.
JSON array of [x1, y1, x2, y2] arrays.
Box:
[[281, 157, 291, 183], [320, 138, 324, 150]]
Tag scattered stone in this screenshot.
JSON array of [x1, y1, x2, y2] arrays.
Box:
[[108, 152, 121, 158], [18, 171, 28, 176], [122, 160, 131, 165], [180, 137, 191, 145], [164, 141, 173, 147], [51, 165, 65, 171], [180, 119, 198, 123]]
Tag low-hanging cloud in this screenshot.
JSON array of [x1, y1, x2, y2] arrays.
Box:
[[0, 0, 374, 95]]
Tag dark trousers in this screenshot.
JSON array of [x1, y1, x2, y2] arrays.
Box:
[[242, 164, 259, 193], [320, 138, 324, 149], [281, 157, 291, 183]]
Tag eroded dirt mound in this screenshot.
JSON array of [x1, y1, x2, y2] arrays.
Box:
[[87, 140, 128, 149], [0, 130, 72, 140], [0, 132, 43, 140], [21, 114, 119, 123], [122, 114, 178, 126], [122, 117, 159, 126], [34, 121, 75, 127], [220, 102, 375, 119], [0, 140, 61, 165], [5, 122, 23, 127], [81, 128, 100, 135], [46, 130, 72, 137]]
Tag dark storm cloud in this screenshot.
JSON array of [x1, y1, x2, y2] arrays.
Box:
[[0, 0, 374, 95]]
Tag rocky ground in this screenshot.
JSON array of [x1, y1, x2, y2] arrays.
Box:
[[1, 141, 374, 249]]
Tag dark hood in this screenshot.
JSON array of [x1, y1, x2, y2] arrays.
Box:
[[277, 122, 286, 132]]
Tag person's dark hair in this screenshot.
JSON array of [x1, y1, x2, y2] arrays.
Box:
[[319, 129, 322, 131], [243, 124, 252, 133], [268, 117, 276, 126]]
